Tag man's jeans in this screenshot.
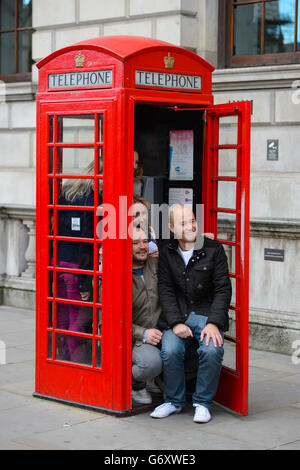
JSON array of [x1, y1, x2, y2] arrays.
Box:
[[160, 313, 224, 409]]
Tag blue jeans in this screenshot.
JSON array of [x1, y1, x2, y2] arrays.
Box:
[[160, 313, 224, 409]]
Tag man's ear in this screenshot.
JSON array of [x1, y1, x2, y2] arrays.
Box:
[[168, 222, 174, 233]]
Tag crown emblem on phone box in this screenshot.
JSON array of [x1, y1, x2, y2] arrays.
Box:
[[164, 52, 175, 69], [75, 51, 85, 68]]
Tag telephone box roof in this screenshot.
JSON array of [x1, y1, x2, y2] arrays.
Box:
[[37, 35, 215, 72]]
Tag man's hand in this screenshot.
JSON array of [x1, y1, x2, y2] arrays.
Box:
[[200, 323, 223, 347], [202, 232, 214, 239], [146, 328, 162, 346], [173, 323, 193, 339], [149, 249, 159, 258]]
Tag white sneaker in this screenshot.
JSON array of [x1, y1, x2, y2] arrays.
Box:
[[132, 388, 152, 405], [150, 402, 182, 419], [193, 404, 211, 423]]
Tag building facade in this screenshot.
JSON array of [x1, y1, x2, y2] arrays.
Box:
[[0, 0, 299, 355]]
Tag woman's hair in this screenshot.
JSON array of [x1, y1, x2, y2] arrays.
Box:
[[61, 160, 94, 202], [134, 147, 143, 179], [133, 194, 150, 210]]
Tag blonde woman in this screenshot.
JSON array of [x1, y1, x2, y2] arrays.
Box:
[[56, 161, 97, 363]]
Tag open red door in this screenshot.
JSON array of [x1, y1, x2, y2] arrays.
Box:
[[203, 101, 251, 415]]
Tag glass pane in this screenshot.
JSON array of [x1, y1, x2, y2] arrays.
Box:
[[97, 147, 103, 174], [214, 239, 235, 275], [265, 0, 295, 54], [228, 308, 237, 339], [55, 333, 92, 365], [48, 178, 55, 205], [57, 115, 94, 143], [217, 212, 236, 243], [98, 114, 103, 142], [47, 332, 52, 359], [228, 244, 236, 276], [18, 29, 32, 73], [49, 149, 54, 175], [223, 339, 236, 371], [230, 277, 236, 308], [49, 209, 54, 235], [49, 240, 53, 266], [218, 115, 238, 145], [56, 241, 94, 269], [57, 209, 94, 239], [97, 308, 102, 335], [218, 149, 237, 177], [48, 302, 53, 327], [96, 212, 103, 240], [233, 3, 262, 56], [56, 271, 94, 302], [97, 179, 103, 208], [0, 0, 15, 29], [98, 245, 103, 271], [96, 340, 102, 368], [56, 303, 93, 334], [58, 178, 94, 205], [56, 147, 95, 175], [0, 32, 15, 74], [48, 271, 53, 297], [49, 116, 54, 143], [217, 181, 236, 210], [18, 0, 32, 28], [97, 276, 102, 303]]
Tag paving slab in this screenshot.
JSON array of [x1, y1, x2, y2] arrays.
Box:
[[248, 378, 300, 414], [202, 406, 300, 449], [0, 397, 104, 444]]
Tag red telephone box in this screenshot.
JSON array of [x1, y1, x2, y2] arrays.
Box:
[[34, 36, 250, 416]]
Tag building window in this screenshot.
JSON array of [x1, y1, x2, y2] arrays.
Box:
[[219, 0, 300, 67], [0, 0, 33, 81]]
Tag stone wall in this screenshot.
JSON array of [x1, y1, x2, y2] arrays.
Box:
[[0, 206, 35, 309]]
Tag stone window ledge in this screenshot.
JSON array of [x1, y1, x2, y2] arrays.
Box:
[[213, 64, 300, 91], [1, 82, 37, 102]]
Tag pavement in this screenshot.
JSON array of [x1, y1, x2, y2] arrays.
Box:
[[0, 305, 299, 451]]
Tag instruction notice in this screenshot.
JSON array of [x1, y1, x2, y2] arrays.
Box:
[[169, 130, 194, 181], [169, 187, 193, 208]]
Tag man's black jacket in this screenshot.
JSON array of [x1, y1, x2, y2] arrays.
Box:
[[157, 237, 232, 332]]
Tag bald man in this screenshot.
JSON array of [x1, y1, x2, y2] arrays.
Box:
[[151, 205, 232, 423]]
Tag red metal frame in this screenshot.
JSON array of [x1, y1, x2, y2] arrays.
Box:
[[203, 101, 251, 415], [36, 100, 122, 411], [35, 36, 250, 416]]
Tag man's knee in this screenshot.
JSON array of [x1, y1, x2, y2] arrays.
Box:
[[132, 345, 162, 380], [161, 332, 185, 362], [198, 342, 224, 365]]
